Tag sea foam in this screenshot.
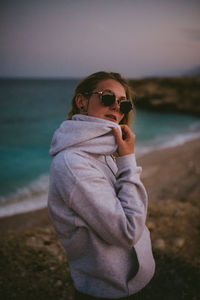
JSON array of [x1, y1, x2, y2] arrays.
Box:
[[135, 122, 200, 157], [0, 174, 49, 218], [1, 126, 200, 218]]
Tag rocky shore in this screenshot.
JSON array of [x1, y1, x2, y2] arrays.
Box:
[[0, 138, 200, 300], [129, 76, 200, 116]]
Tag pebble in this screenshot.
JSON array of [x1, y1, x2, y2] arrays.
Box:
[[58, 255, 65, 262], [37, 234, 51, 243], [173, 237, 185, 248], [26, 237, 44, 249], [43, 227, 53, 234], [55, 280, 63, 287], [46, 244, 60, 256], [153, 238, 166, 250]]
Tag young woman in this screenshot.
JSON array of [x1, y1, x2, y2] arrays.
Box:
[[48, 71, 155, 300]]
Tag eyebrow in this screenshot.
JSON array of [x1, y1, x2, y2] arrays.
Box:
[[102, 89, 127, 98]]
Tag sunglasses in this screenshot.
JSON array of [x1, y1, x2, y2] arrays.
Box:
[[85, 89, 133, 114]]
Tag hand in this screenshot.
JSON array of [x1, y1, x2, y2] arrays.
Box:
[[112, 125, 135, 156]]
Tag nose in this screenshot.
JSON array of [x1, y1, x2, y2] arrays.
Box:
[[110, 98, 121, 112]]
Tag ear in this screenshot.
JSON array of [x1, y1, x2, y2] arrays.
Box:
[[75, 94, 88, 113]]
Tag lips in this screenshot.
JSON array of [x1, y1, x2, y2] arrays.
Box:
[[105, 114, 117, 121]]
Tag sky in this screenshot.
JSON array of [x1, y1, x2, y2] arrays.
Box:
[[0, 0, 200, 78]]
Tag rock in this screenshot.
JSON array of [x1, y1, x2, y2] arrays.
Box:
[[173, 237, 185, 248], [46, 244, 60, 256], [55, 280, 63, 287], [58, 255, 65, 262], [130, 76, 200, 116], [37, 234, 51, 243], [43, 227, 53, 234], [26, 236, 44, 249], [153, 238, 166, 250]]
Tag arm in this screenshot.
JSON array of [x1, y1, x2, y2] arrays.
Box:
[[65, 150, 147, 249]]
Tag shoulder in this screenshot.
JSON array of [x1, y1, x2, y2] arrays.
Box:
[[51, 150, 102, 180]]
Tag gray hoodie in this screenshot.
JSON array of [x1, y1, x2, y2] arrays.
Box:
[[48, 114, 155, 298]]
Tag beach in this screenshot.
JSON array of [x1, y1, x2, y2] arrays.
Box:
[[0, 138, 200, 300]]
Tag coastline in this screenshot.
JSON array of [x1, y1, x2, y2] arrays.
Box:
[[138, 136, 200, 203], [0, 136, 199, 231], [1, 137, 200, 299]]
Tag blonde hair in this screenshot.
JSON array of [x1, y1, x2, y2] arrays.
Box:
[[67, 71, 135, 127]]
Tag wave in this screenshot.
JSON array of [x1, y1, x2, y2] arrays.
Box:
[[1, 124, 200, 218], [136, 122, 200, 157], [0, 174, 49, 218]]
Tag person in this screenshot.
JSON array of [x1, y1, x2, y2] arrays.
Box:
[[48, 71, 155, 300]]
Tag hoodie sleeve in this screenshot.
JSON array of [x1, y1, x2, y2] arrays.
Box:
[[51, 151, 148, 249]]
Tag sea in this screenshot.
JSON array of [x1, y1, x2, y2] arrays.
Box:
[[0, 78, 200, 217]]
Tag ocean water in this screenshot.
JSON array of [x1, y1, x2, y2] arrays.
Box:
[[0, 78, 200, 216]]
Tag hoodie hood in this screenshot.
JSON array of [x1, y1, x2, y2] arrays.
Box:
[[49, 114, 122, 156]]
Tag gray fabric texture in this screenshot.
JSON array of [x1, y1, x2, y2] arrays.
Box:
[[48, 114, 155, 298]]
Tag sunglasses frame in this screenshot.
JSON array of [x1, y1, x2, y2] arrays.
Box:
[[84, 89, 133, 114]]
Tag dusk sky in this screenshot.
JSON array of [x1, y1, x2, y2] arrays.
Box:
[[0, 0, 200, 78]]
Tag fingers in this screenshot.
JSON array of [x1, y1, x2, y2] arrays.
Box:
[[120, 125, 131, 134], [112, 126, 135, 156], [112, 127, 121, 144], [112, 125, 133, 143], [120, 125, 134, 140]]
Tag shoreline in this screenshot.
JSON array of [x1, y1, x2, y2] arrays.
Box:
[[0, 125, 200, 216], [1, 136, 200, 299], [0, 136, 199, 231], [138, 136, 200, 203], [1, 120, 200, 206], [135, 128, 200, 158], [0, 193, 47, 219]]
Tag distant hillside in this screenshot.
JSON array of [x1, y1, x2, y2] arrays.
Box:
[[129, 76, 200, 116]]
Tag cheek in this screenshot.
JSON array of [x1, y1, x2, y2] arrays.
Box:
[[87, 100, 104, 115]]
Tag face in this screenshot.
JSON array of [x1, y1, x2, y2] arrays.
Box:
[[86, 79, 126, 124]]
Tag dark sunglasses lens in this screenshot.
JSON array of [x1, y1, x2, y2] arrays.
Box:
[[101, 94, 115, 106], [120, 101, 132, 114]]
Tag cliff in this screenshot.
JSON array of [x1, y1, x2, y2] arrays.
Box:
[[129, 76, 200, 115]]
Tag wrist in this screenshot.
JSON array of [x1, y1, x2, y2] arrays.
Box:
[[118, 148, 134, 156], [116, 153, 137, 168]]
